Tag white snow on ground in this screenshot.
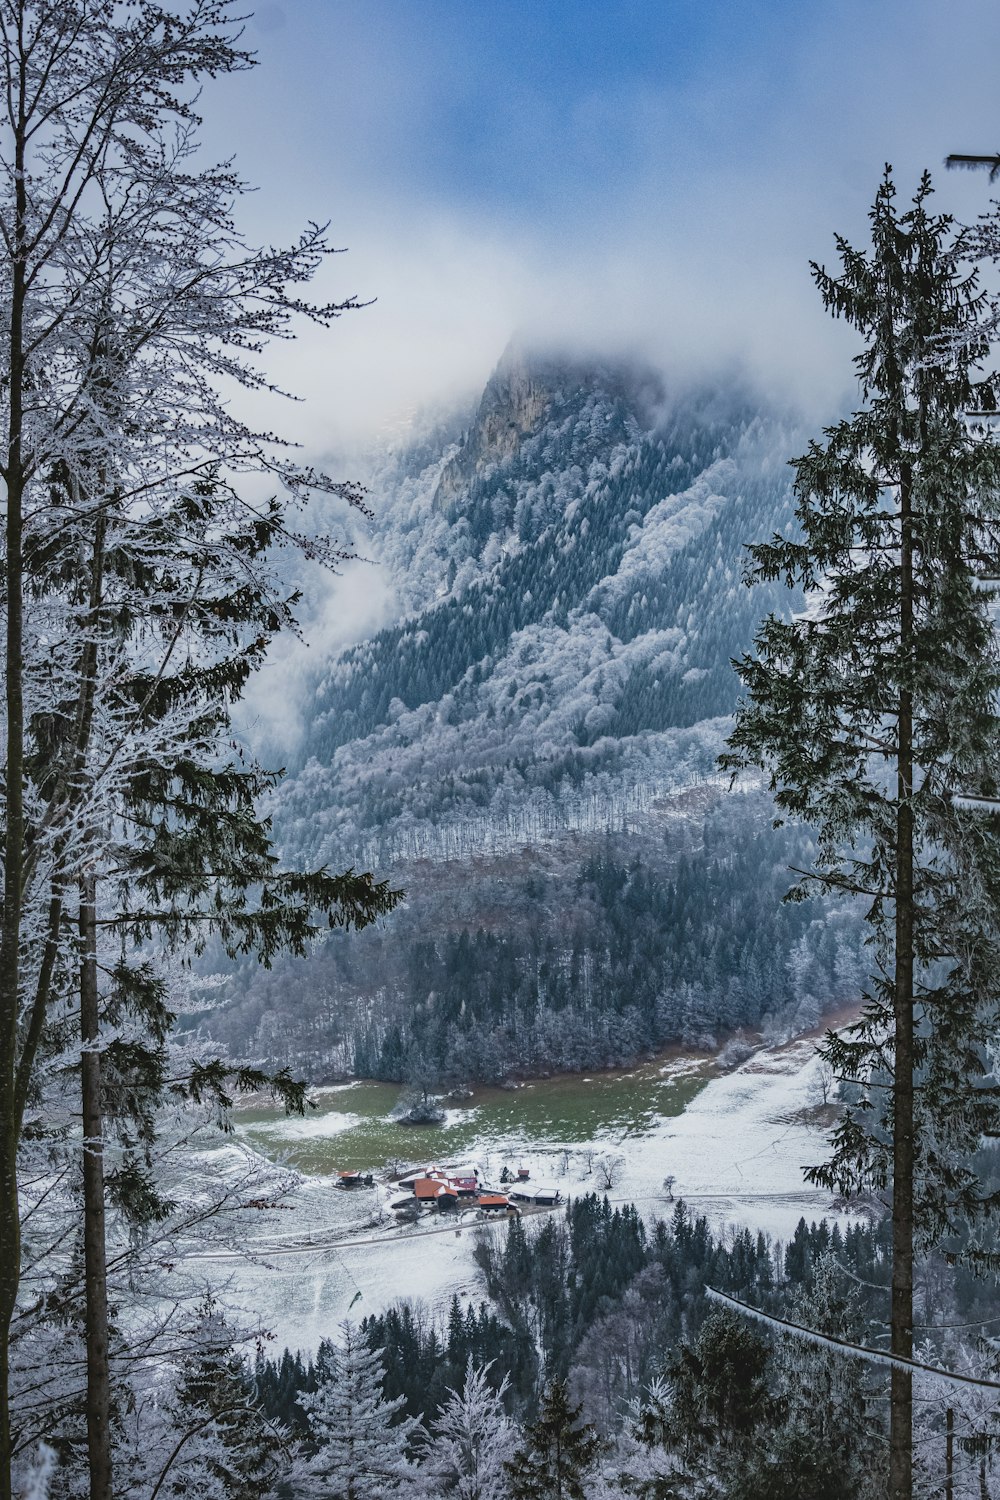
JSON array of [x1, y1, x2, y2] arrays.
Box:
[[203, 1035, 862, 1354], [610, 1037, 857, 1242], [461, 1038, 856, 1245], [199, 1177, 503, 1355], [247, 1111, 363, 1142]]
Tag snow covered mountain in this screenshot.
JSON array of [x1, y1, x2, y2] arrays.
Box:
[[201, 345, 870, 1086], [275, 343, 806, 871]]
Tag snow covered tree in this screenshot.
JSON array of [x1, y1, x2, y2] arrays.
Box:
[[748, 1256, 883, 1500], [135, 1295, 289, 1500], [297, 1320, 422, 1499], [427, 1359, 517, 1500], [0, 5, 393, 1497], [504, 1378, 601, 1500], [593, 1376, 685, 1500], [722, 169, 1000, 1500], [6, 463, 399, 1499]]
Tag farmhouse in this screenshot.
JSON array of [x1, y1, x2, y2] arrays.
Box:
[[336, 1169, 374, 1188], [508, 1183, 562, 1206], [412, 1177, 458, 1207], [478, 1193, 519, 1216]]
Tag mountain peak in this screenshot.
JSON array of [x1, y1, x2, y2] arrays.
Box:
[[435, 340, 666, 507], [435, 341, 555, 505]]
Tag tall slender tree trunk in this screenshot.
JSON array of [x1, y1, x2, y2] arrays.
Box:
[[0, 82, 29, 1500], [74, 494, 111, 1500], [0, 1056, 18, 1500], [890, 465, 915, 1500], [80, 874, 112, 1500]]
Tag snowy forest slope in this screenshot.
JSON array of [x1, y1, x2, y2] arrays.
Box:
[[207, 346, 865, 1081], [279, 345, 805, 864]]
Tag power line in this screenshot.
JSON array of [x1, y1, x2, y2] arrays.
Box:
[[705, 1286, 1000, 1393]]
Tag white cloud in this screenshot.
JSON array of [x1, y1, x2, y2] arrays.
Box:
[[208, 0, 1000, 459], [236, 554, 397, 756]]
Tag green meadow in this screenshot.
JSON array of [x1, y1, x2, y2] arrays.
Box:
[[236, 1058, 710, 1176]]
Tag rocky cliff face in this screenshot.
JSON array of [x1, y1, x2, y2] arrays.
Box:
[[434, 341, 665, 506], [434, 343, 557, 505]]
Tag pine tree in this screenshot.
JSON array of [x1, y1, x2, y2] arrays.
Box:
[[722, 169, 1000, 1500], [428, 1359, 517, 1500], [298, 1320, 421, 1499], [144, 1295, 288, 1500], [669, 1309, 774, 1474], [599, 1375, 685, 1500], [504, 1379, 601, 1500], [753, 1256, 883, 1500]]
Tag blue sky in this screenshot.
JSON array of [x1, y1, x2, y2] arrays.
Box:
[[201, 1, 1000, 448]]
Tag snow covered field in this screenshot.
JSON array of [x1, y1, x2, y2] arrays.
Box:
[[206, 1035, 861, 1355], [618, 1037, 854, 1241]]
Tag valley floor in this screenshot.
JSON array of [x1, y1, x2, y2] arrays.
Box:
[[202, 1032, 865, 1354]]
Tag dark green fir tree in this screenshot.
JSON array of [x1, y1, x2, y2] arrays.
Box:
[[504, 1378, 601, 1500], [14, 469, 400, 1500], [722, 168, 1000, 1500]]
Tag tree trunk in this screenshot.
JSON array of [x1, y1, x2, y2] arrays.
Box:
[[0, 1086, 17, 1500], [890, 464, 915, 1500], [81, 875, 113, 1500], [0, 91, 29, 1500]]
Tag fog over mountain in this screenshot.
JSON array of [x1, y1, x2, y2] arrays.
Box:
[[275, 346, 795, 861], [204, 345, 866, 1084]]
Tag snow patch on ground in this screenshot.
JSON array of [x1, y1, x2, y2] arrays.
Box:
[[439, 1107, 478, 1129], [206, 1035, 862, 1354], [248, 1112, 363, 1141], [614, 1037, 854, 1243]]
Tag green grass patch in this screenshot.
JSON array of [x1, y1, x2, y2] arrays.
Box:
[[236, 1059, 710, 1175]]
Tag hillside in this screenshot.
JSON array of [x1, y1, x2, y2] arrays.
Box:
[[280, 345, 807, 867], [204, 346, 865, 1082]]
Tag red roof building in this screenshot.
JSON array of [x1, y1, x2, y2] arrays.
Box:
[[413, 1177, 443, 1200]]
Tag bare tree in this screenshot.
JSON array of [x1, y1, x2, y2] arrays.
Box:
[[595, 1154, 625, 1193]]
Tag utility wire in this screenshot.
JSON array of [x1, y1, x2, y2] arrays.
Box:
[[705, 1286, 1000, 1393]]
